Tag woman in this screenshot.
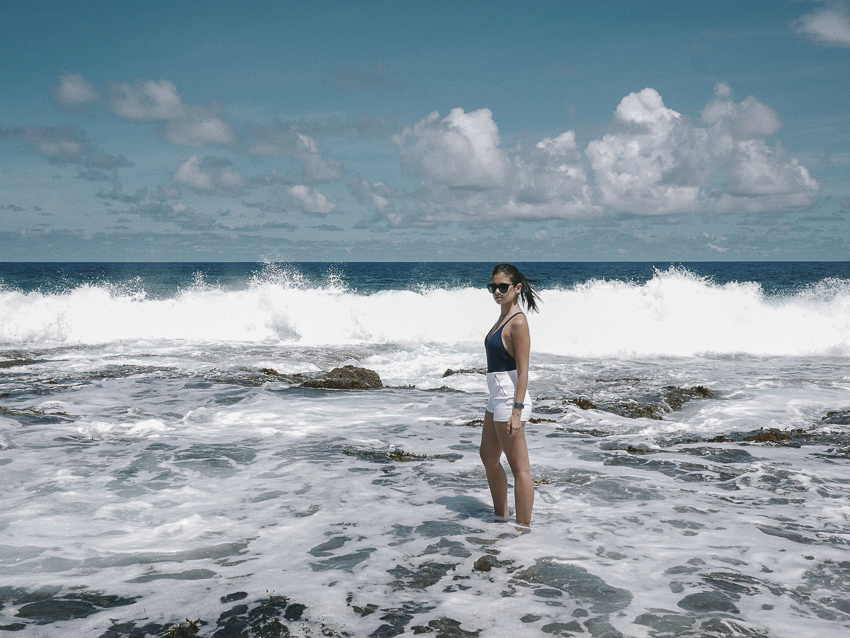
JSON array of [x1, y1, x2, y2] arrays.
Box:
[[480, 263, 539, 528]]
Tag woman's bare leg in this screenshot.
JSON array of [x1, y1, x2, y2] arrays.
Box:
[[494, 419, 534, 526], [479, 411, 509, 518]]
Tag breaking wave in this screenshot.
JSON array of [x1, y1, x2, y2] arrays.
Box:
[[1, 267, 848, 357]]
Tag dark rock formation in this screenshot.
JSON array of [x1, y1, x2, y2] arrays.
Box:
[[555, 385, 714, 420], [261, 365, 382, 390], [300, 365, 382, 389], [822, 410, 850, 425], [567, 397, 597, 410], [442, 368, 486, 378], [745, 429, 791, 443]]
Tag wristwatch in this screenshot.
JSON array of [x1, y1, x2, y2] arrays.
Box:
[[513, 402, 525, 410]]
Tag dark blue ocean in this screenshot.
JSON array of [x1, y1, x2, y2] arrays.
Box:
[[0, 262, 848, 637], [3, 261, 849, 295]]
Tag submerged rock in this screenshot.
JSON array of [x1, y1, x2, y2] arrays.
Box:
[[668, 426, 842, 448], [13, 591, 137, 624], [94, 593, 343, 638], [410, 617, 480, 637], [0, 357, 40, 369], [822, 410, 850, 425], [540, 384, 715, 420], [677, 591, 740, 614], [387, 562, 457, 590], [512, 559, 632, 614]]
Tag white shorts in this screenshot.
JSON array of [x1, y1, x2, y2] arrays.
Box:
[[486, 370, 532, 422]]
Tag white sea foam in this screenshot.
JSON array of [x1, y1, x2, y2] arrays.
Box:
[[1, 265, 849, 636], [1, 268, 849, 356]]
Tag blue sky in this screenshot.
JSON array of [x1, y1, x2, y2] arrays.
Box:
[[1, 0, 848, 261]]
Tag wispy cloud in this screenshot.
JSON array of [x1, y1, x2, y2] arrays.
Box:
[[295, 134, 345, 183], [795, 1, 850, 47], [241, 124, 345, 183], [0, 125, 90, 163], [54, 72, 100, 112], [108, 79, 236, 146], [331, 64, 402, 93], [173, 155, 248, 195], [120, 198, 221, 231], [0, 125, 131, 183]]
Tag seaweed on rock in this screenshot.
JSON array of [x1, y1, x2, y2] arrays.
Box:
[[262, 365, 383, 390]]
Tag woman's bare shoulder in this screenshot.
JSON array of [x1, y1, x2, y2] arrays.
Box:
[[509, 312, 529, 332]]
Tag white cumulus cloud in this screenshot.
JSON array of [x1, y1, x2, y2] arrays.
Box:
[[287, 185, 336, 215], [390, 108, 593, 223], [587, 88, 704, 215], [586, 87, 818, 216], [509, 131, 595, 218], [701, 84, 783, 139], [384, 87, 818, 226], [395, 107, 511, 190]]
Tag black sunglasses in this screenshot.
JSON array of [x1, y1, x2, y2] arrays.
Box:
[[487, 283, 515, 294]]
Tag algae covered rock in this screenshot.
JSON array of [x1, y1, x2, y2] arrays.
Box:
[[442, 368, 486, 378], [300, 365, 383, 390]]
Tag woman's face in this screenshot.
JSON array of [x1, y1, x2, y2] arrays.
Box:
[[490, 272, 521, 306]]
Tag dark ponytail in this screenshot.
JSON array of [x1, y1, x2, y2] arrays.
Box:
[[492, 263, 540, 313]]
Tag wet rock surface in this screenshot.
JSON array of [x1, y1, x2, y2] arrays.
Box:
[[512, 559, 633, 614], [410, 617, 480, 637], [262, 365, 383, 389], [387, 561, 458, 590], [0, 588, 138, 626], [0, 587, 342, 637], [300, 365, 383, 389], [822, 409, 850, 425], [537, 381, 715, 420], [3, 346, 848, 638], [441, 368, 485, 378], [668, 426, 850, 451], [342, 447, 461, 464]]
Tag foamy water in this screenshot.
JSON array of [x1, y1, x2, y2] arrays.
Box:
[[0, 263, 848, 637], [2, 267, 849, 356]]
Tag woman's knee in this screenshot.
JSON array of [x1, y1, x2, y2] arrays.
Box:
[[507, 463, 531, 479], [479, 446, 501, 467]]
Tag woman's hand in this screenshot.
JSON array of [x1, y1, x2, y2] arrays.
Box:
[[507, 412, 524, 437]]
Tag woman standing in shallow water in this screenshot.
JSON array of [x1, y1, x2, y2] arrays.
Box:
[[480, 264, 539, 528]]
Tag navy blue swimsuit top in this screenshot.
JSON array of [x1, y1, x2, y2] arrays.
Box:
[[485, 313, 523, 373]]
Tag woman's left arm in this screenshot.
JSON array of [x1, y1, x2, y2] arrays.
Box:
[[507, 316, 531, 436]]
